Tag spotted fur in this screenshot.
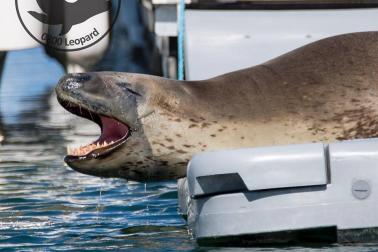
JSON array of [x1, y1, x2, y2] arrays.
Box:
[[56, 32, 378, 182]]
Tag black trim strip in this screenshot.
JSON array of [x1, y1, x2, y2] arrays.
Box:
[[187, 1, 378, 10]]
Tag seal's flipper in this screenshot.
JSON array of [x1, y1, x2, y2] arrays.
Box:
[[59, 24, 73, 36], [28, 11, 49, 24]]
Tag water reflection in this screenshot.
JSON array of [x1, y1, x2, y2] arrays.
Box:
[[0, 115, 3, 144]]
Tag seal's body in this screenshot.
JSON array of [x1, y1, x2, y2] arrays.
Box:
[[56, 32, 378, 181], [29, 0, 111, 35]]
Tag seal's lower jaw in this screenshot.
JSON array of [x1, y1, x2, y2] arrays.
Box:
[[58, 98, 131, 162]]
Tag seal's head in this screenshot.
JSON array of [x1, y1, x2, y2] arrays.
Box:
[[56, 72, 196, 182]]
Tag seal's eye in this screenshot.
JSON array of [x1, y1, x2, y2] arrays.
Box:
[[116, 82, 142, 97], [125, 87, 141, 97]]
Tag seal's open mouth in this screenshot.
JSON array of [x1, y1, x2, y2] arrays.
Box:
[[58, 98, 131, 161]]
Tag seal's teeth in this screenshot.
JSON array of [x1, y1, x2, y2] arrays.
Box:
[[67, 146, 77, 156], [67, 140, 116, 157]]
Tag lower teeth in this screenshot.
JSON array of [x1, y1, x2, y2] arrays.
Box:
[[67, 141, 115, 156]]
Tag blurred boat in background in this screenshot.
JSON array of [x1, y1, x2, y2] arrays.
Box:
[[141, 0, 378, 80]]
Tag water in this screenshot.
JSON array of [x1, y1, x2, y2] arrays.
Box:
[[1, 3, 378, 251]]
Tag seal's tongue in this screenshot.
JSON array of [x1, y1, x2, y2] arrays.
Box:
[[98, 116, 129, 144]]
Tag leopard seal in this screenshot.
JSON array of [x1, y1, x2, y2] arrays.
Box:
[[56, 32, 378, 182]]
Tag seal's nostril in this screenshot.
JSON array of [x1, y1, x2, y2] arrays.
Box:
[[58, 73, 92, 93], [64, 79, 83, 91], [70, 73, 92, 83]]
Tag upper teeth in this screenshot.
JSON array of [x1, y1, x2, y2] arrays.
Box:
[[67, 141, 115, 156]]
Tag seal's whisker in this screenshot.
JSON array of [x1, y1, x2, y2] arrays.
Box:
[[88, 110, 95, 122], [138, 110, 155, 120]]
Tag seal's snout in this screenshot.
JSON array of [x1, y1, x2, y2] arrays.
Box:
[[60, 73, 92, 87], [56, 73, 93, 95]]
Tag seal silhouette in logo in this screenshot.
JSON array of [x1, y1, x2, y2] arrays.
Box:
[[15, 0, 120, 51], [28, 0, 111, 36]]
